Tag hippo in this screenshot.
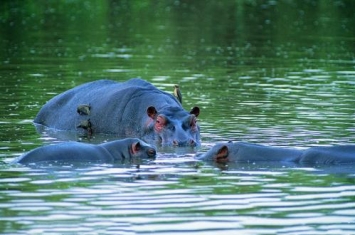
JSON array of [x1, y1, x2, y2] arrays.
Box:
[[13, 138, 156, 165], [196, 141, 355, 166], [34, 78, 200, 146]]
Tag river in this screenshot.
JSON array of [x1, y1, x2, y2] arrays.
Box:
[[1, 1, 355, 234]]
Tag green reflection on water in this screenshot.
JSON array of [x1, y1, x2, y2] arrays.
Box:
[[1, 0, 354, 75], [1, 2, 355, 234], [0, 2, 354, 154], [0, 0, 355, 155]]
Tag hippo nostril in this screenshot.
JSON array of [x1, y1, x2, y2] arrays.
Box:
[[172, 140, 179, 146], [189, 139, 195, 145]]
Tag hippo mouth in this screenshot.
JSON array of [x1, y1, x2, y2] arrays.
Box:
[[172, 139, 197, 147]]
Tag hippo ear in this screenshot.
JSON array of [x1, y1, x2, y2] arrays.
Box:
[[131, 141, 141, 155], [215, 145, 229, 162], [147, 106, 158, 119], [190, 106, 200, 117]]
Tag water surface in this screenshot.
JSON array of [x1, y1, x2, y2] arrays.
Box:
[[1, 1, 355, 234]]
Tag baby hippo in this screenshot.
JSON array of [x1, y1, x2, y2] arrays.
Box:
[[196, 141, 355, 165], [13, 138, 156, 165]]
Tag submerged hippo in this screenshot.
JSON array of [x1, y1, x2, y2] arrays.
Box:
[[197, 141, 355, 165], [34, 78, 200, 146], [13, 138, 156, 165]]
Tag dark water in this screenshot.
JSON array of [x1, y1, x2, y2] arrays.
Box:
[[1, 1, 355, 234]]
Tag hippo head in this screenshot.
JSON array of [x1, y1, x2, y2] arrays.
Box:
[[145, 106, 200, 146], [196, 142, 231, 162], [129, 138, 157, 159]]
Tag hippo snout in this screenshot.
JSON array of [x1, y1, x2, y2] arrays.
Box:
[[172, 139, 196, 147], [195, 153, 206, 160]]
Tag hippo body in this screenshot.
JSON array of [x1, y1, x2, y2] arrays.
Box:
[[13, 138, 156, 165], [34, 79, 200, 146], [197, 141, 355, 165], [300, 145, 355, 165]]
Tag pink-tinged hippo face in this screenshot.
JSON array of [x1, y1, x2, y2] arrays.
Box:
[[146, 106, 200, 146]]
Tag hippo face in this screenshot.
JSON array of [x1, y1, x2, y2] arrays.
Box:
[[196, 143, 230, 162], [130, 139, 157, 159], [145, 106, 200, 146]]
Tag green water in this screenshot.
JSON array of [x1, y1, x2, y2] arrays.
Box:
[[1, 1, 355, 234]]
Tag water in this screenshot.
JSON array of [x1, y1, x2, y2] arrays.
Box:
[[1, 1, 355, 234]]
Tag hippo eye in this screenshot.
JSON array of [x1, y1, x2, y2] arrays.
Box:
[[190, 117, 197, 127], [156, 116, 166, 125], [169, 125, 175, 131], [155, 116, 167, 132]]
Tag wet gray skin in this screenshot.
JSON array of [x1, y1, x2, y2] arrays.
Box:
[[34, 78, 200, 146], [13, 138, 156, 165], [196, 141, 355, 165]]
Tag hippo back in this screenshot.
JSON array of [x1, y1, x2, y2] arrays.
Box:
[[34, 78, 181, 136], [300, 145, 355, 165], [14, 142, 113, 164]]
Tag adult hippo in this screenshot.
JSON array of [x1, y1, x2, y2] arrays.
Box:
[[196, 141, 355, 166], [34, 78, 200, 146], [13, 138, 156, 165]]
